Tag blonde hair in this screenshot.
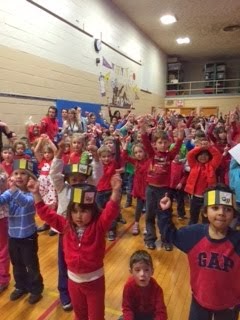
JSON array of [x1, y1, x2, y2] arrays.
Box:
[[97, 145, 112, 157]]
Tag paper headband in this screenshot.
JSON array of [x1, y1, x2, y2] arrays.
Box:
[[68, 184, 97, 204], [204, 189, 236, 209], [64, 163, 92, 177], [13, 159, 37, 179]]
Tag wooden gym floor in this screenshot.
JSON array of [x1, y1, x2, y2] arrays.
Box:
[[0, 197, 238, 320]]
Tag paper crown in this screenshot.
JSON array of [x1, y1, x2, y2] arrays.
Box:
[[68, 184, 97, 204], [64, 163, 92, 177], [204, 189, 236, 209], [13, 159, 37, 179]]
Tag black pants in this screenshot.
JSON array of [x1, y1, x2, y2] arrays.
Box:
[[96, 190, 118, 232], [189, 296, 239, 320], [189, 195, 204, 224], [9, 233, 43, 295], [171, 188, 186, 217]]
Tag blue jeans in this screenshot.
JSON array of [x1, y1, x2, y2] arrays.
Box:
[[144, 185, 172, 245], [58, 234, 71, 305], [189, 296, 239, 320], [134, 198, 145, 222], [189, 195, 204, 224]]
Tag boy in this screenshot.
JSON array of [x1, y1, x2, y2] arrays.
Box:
[[120, 250, 167, 320], [0, 159, 43, 304], [160, 184, 240, 320], [141, 124, 184, 250]]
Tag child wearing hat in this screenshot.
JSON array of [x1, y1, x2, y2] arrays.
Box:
[[185, 140, 222, 224], [28, 170, 122, 320], [0, 159, 43, 304], [48, 139, 102, 311], [160, 184, 240, 320]]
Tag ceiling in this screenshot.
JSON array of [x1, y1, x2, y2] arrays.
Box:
[[112, 0, 240, 62]]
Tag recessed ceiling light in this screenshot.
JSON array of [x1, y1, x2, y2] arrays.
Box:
[[176, 37, 190, 44], [160, 15, 177, 25]]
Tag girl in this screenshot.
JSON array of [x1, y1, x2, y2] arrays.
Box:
[[122, 140, 150, 235], [34, 135, 58, 233], [27, 173, 122, 320], [69, 133, 85, 164]]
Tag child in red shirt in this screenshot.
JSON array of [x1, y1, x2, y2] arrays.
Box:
[[69, 133, 85, 164], [1, 145, 14, 177], [120, 250, 167, 320], [28, 173, 122, 320]]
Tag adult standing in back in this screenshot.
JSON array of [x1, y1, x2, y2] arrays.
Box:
[[40, 106, 59, 142]]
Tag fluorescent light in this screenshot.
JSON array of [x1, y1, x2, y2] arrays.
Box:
[[160, 15, 177, 25], [176, 37, 190, 44]]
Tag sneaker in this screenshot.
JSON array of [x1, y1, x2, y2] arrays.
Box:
[[28, 293, 43, 304], [0, 283, 8, 293], [107, 231, 116, 241], [62, 302, 73, 311], [143, 228, 147, 235], [145, 242, 156, 250], [10, 289, 27, 301], [132, 222, 140, 236], [164, 243, 173, 251], [37, 223, 50, 232]]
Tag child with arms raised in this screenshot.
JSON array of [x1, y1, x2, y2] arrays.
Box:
[[160, 184, 240, 320], [0, 159, 43, 303], [28, 172, 122, 320]]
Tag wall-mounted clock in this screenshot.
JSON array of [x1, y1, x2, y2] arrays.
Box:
[[94, 39, 102, 52]]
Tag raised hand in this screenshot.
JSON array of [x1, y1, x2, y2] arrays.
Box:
[[27, 178, 40, 194]]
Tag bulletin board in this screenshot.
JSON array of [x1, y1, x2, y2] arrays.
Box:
[[56, 99, 101, 127]]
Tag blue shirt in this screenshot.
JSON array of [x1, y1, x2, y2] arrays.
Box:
[[0, 189, 36, 238]]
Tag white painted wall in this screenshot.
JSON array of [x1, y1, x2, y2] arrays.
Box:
[[0, 0, 166, 96]]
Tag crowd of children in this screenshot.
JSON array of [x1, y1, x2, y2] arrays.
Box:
[[0, 105, 240, 319]]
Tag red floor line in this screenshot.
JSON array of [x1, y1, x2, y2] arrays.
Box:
[[37, 222, 134, 320]]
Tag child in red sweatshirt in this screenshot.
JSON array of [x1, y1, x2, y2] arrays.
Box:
[[120, 250, 167, 320]]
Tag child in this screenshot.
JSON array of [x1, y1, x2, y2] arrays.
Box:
[[13, 140, 31, 160], [0, 159, 43, 303], [185, 140, 222, 224], [27, 173, 122, 320], [34, 135, 58, 233], [141, 122, 184, 251], [120, 250, 167, 320], [49, 139, 101, 311], [160, 184, 240, 320], [1, 145, 14, 177], [122, 141, 150, 235], [69, 133, 85, 164], [0, 165, 10, 292]]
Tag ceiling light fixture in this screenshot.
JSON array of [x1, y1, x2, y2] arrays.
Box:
[[160, 15, 177, 25], [176, 37, 190, 44]]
